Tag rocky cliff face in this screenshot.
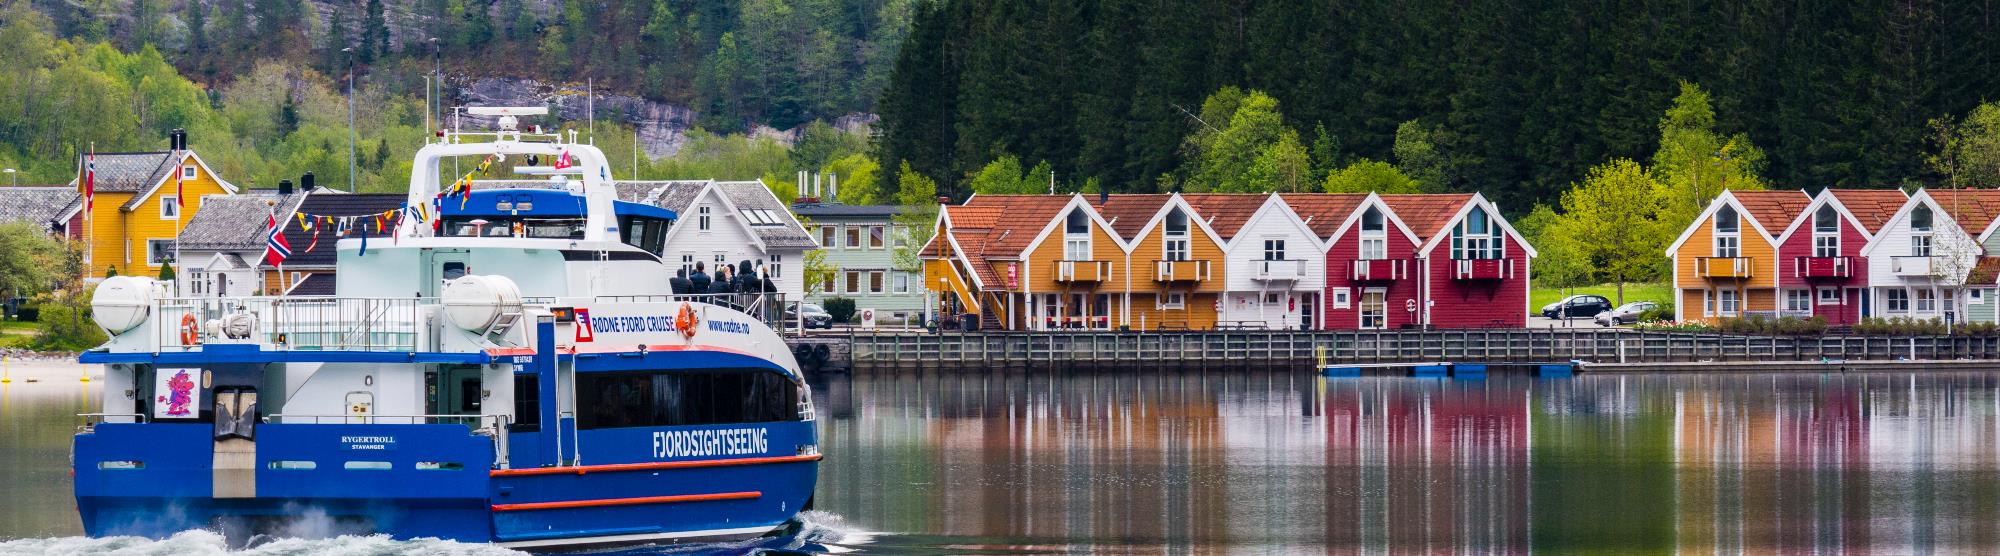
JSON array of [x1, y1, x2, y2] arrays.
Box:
[[453, 77, 874, 158]]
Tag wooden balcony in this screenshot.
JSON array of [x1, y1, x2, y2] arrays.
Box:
[[1791, 256, 1853, 279], [1253, 259, 1306, 281], [1892, 256, 1936, 277], [1055, 260, 1112, 282], [1153, 260, 1211, 282], [1694, 257, 1754, 279], [1453, 258, 1515, 280], [1348, 258, 1407, 281]]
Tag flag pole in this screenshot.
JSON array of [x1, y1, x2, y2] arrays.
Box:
[[85, 143, 94, 278]]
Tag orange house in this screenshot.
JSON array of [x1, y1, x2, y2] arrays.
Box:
[[1667, 190, 1812, 322]]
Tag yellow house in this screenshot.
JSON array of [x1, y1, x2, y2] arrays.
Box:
[[1666, 190, 1811, 322], [70, 143, 239, 280]]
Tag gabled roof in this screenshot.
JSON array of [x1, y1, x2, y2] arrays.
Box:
[[1278, 193, 1369, 238], [1827, 188, 1909, 234], [1178, 194, 1268, 241], [269, 192, 409, 269], [1666, 189, 1810, 255], [1928, 189, 2000, 232], [1379, 194, 1474, 241], [71, 152, 177, 193], [0, 186, 81, 229], [1087, 194, 1172, 240], [1968, 257, 2000, 285], [1323, 193, 1422, 247], [177, 192, 305, 251], [714, 181, 816, 249], [945, 205, 1006, 229], [960, 195, 1082, 256], [615, 180, 711, 207]]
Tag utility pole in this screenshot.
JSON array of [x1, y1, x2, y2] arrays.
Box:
[[342, 47, 356, 193]]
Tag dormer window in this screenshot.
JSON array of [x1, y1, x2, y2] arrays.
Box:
[[1911, 204, 1934, 256], [1063, 209, 1091, 260], [1712, 205, 1740, 258], [1163, 209, 1190, 262], [1450, 206, 1504, 260], [1359, 207, 1386, 260], [1812, 205, 1839, 257]]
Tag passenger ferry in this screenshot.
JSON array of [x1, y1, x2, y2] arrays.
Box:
[[71, 107, 820, 549]]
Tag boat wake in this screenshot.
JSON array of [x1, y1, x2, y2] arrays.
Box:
[[0, 512, 875, 556]]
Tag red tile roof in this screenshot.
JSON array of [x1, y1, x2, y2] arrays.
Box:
[[1379, 194, 1474, 240], [1926, 189, 2000, 232], [1827, 189, 1909, 234], [1727, 190, 1813, 235], [946, 205, 1007, 229], [1970, 257, 2000, 285], [1179, 194, 1268, 241], [1278, 193, 1368, 238], [1087, 194, 1172, 240]]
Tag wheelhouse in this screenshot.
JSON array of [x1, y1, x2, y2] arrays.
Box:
[[441, 187, 678, 254]]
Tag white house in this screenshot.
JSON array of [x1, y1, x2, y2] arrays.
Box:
[[624, 180, 817, 302], [1859, 189, 2000, 322], [175, 191, 306, 297], [1216, 193, 1327, 329]]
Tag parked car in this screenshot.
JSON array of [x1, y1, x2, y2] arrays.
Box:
[[784, 303, 835, 329], [1594, 301, 1658, 326], [1541, 295, 1613, 319]]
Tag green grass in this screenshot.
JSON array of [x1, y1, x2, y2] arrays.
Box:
[[1531, 282, 1673, 311]]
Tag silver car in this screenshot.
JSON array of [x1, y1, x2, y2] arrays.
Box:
[[1595, 301, 1658, 327]]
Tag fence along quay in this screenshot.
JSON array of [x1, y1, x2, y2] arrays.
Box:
[[802, 329, 2000, 372]]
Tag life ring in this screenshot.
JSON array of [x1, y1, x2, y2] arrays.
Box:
[[674, 302, 700, 339], [179, 313, 200, 345]]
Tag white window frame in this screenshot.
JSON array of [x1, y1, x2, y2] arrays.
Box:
[[1702, 290, 1714, 317], [1163, 210, 1191, 262], [160, 196, 179, 220], [1784, 289, 1811, 313], [1332, 289, 1351, 310], [1973, 288, 1987, 305], [893, 225, 909, 248], [680, 254, 695, 276], [844, 271, 861, 294], [698, 205, 712, 231], [1358, 288, 1387, 329], [1159, 292, 1186, 310], [1916, 288, 1937, 313], [1887, 289, 1910, 313], [770, 254, 783, 279], [1263, 238, 1286, 261], [1817, 287, 1842, 305], [1712, 206, 1741, 258], [1812, 206, 1840, 257], [181, 165, 196, 180], [868, 225, 887, 249], [892, 271, 909, 294], [146, 239, 176, 265], [1910, 205, 1934, 256], [1717, 289, 1740, 317], [1360, 207, 1387, 260], [819, 225, 837, 249], [868, 271, 885, 294], [1451, 207, 1504, 260]]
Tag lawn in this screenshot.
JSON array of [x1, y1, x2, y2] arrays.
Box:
[[1531, 282, 1673, 312]]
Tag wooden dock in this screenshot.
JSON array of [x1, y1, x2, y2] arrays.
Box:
[[789, 329, 2000, 372]]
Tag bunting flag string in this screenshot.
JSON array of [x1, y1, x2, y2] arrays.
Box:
[[270, 155, 500, 246]]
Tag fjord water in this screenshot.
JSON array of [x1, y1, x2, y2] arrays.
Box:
[[8, 363, 2000, 553]]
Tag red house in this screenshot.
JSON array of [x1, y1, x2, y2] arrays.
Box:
[[1383, 193, 1537, 328], [1772, 188, 1906, 324], [1296, 193, 1427, 329]]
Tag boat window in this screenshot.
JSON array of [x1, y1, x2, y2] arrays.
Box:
[[441, 217, 587, 239], [620, 216, 672, 255], [510, 374, 540, 432], [576, 369, 802, 430], [442, 262, 466, 281]]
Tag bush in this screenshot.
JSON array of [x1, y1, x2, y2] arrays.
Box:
[[34, 291, 106, 351], [1634, 320, 1715, 333], [1851, 316, 2000, 336], [1711, 315, 1827, 335], [822, 297, 857, 324]]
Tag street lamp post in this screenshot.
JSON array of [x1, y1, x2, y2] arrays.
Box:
[[342, 47, 356, 193]]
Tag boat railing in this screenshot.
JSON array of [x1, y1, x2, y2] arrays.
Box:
[[157, 296, 430, 352], [263, 413, 509, 430], [75, 413, 148, 433], [598, 292, 795, 329]]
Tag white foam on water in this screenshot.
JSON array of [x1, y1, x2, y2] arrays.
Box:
[[0, 529, 527, 556]]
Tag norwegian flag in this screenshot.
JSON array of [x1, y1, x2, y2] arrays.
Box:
[[83, 152, 95, 211], [264, 212, 292, 266], [552, 150, 572, 170]]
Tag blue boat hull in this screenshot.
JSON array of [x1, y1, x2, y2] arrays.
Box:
[[74, 421, 819, 548]]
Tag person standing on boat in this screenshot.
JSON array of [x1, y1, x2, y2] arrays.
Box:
[[689, 262, 711, 293]]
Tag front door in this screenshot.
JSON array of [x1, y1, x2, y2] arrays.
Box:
[[1300, 292, 1317, 330], [424, 249, 472, 298]]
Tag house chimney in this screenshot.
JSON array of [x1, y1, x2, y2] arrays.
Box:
[[173, 129, 187, 151], [1099, 190, 1109, 204], [278, 179, 294, 195], [301, 172, 316, 191], [829, 173, 839, 203]]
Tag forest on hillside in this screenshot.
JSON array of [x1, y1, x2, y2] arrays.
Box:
[[876, 0, 2000, 207]]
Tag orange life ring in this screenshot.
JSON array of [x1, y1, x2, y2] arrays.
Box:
[[179, 313, 200, 345], [674, 302, 699, 340]]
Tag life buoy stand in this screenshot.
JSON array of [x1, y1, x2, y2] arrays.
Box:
[[179, 313, 200, 345]]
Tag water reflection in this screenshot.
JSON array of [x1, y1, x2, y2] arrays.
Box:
[[812, 372, 2000, 553], [8, 366, 2000, 553]]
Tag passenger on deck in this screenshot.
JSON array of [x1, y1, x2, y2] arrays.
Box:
[[689, 262, 711, 293]]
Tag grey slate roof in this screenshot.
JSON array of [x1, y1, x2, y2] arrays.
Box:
[[285, 273, 336, 295], [70, 152, 176, 194], [177, 192, 303, 250], [0, 186, 81, 228], [715, 181, 816, 249], [790, 203, 902, 218], [615, 180, 710, 209]]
